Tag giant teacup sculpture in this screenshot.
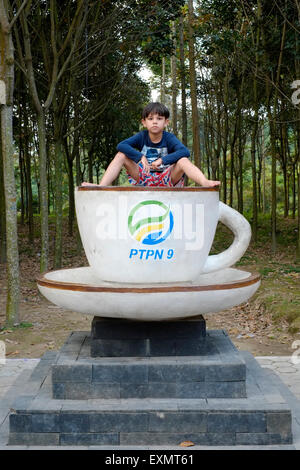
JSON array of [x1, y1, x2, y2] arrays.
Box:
[[37, 186, 261, 320], [10, 187, 293, 448]]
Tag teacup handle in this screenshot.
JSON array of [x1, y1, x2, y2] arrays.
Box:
[[202, 201, 251, 273]]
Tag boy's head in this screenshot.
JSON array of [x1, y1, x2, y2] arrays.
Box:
[[141, 102, 169, 136], [142, 102, 170, 120]]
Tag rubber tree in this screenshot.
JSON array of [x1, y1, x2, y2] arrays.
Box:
[[294, 0, 300, 259], [188, 0, 201, 170], [179, 14, 188, 147], [171, 21, 178, 136], [0, 131, 6, 263], [0, 0, 27, 326]]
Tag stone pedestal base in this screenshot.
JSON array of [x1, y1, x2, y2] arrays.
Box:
[[7, 320, 293, 447], [8, 346, 293, 447], [91, 316, 206, 357]]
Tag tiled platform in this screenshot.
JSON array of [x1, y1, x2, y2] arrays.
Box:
[[5, 330, 294, 447], [0, 354, 299, 449]]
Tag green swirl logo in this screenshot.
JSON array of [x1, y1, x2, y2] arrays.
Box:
[[128, 200, 174, 245]]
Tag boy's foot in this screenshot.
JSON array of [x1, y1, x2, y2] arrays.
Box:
[[81, 182, 101, 187]]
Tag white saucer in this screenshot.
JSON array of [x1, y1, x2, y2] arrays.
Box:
[[37, 267, 260, 321]]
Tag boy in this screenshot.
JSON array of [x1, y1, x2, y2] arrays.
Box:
[[82, 102, 220, 188]]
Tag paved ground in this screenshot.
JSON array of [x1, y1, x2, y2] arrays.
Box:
[[0, 356, 299, 450]]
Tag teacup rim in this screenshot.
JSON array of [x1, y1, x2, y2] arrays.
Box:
[[77, 186, 219, 192]]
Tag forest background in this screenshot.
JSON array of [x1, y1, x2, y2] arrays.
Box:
[[0, 0, 299, 357]]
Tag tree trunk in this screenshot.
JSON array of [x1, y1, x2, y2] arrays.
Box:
[[269, 115, 277, 252], [296, 110, 300, 259], [229, 118, 238, 208], [292, 161, 296, 219], [0, 6, 20, 326], [203, 98, 212, 180], [229, 109, 239, 208], [214, 93, 222, 181], [76, 146, 82, 186], [171, 21, 177, 136], [257, 126, 262, 212], [262, 124, 266, 214], [53, 107, 64, 269], [88, 148, 93, 182], [238, 133, 245, 214], [250, 113, 258, 242], [297, 161, 300, 259], [179, 15, 187, 147], [295, 14, 300, 257], [67, 156, 75, 236], [18, 135, 25, 225], [188, 0, 201, 170], [36, 110, 49, 271], [250, 72, 258, 242], [221, 65, 230, 204], [235, 68, 245, 214], [64, 130, 78, 237], [23, 103, 34, 243], [0, 125, 6, 263], [160, 57, 166, 105], [228, 64, 241, 209], [281, 122, 289, 218]]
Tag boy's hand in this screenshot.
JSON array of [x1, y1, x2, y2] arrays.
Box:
[[141, 155, 151, 175], [201, 179, 221, 188], [151, 158, 163, 171]]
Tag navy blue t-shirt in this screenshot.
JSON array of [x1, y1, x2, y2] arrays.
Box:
[[117, 130, 190, 171]]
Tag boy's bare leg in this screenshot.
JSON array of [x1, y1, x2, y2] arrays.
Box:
[[82, 152, 139, 186], [171, 157, 220, 187]]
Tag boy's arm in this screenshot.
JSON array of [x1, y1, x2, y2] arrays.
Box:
[[160, 134, 190, 166], [116, 133, 144, 163]]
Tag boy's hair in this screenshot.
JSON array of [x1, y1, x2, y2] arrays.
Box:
[[142, 102, 170, 119]]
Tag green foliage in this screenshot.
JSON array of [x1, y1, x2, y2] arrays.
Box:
[[0, 322, 33, 332], [139, 0, 185, 64]]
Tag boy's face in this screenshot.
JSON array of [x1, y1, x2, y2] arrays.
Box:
[[142, 113, 169, 136]]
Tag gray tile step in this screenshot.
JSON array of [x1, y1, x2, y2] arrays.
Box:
[[7, 346, 294, 447], [51, 330, 247, 399]]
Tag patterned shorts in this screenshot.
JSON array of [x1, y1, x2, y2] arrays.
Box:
[[127, 163, 185, 187]]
